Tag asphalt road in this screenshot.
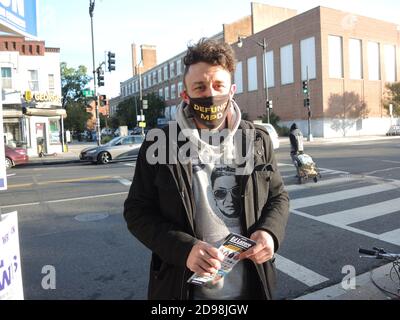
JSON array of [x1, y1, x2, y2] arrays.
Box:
[[1, 138, 400, 300]]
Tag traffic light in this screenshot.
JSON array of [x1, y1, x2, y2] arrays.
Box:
[[99, 94, 107, 106], [304, 98, 310, 107], [107, 51, 116, 72], [97, 68, 104, 87], [266, 100, 273, 109], [302, 80, 309, 95]]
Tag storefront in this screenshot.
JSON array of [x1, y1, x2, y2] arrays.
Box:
[[3, 91, 66, 157]]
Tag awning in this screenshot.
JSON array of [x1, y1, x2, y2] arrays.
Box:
[[24, 108, 67, 118]]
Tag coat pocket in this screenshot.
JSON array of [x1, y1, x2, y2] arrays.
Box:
[[253, 165, 274, 217]]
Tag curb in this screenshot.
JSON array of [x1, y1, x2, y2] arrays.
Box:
[[294, 262, 397, 300]]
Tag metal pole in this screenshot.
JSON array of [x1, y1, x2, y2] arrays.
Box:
[[89, 0, 100, 146], [306, 66, 313, 141], [138, 64, 144, 136], [262, 38, 270, 124], [60, 116, 65, 152]]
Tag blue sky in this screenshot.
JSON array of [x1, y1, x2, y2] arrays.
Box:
[[38, 0, 400, 97]]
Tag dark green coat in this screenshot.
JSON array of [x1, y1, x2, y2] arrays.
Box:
[[123, 120, 290, 300]]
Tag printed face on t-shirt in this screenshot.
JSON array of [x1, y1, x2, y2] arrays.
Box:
[[212, 174, 240, 218]]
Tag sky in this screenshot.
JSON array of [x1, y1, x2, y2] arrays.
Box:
[[37, 0, 400, 98]]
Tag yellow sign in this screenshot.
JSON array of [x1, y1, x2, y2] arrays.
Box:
[[139, 122, 146, 128], [23, 91, 62, 104]]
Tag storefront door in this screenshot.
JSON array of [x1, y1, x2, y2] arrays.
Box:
[[35, 123, 47, 155]]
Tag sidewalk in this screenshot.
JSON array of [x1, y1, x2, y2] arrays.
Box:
[[295, 262, 399, 300], [28, 141, 94, 165]]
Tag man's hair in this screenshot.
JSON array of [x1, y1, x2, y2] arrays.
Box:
[[183, 38, 236, 83], [211, 166, 236, 189]]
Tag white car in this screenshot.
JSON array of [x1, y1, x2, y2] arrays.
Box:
[[256, 123, 280, 149]]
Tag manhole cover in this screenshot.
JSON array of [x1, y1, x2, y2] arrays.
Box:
[[74, 213, 109, 222]]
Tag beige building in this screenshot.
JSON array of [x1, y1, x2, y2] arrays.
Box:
[[118, 3, 400, 137]]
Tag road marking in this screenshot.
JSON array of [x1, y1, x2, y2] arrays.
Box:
[[8, 175, 114, 189], [275, 254, 329, 287], [285, 176, 358, 192], [46, 192, 129, 204], [0, 202, 41, 209], [290, 182, 399, 209], [123, 163, 136, 167], [364, 167, 400, 175], [379, 228, 400, 246], [0, 192, 129, 208], [115, 177, 132, 186], [318, 198, 400, 226], [292, 208, 400, 247], [6, 173, 16, 177], [382, 160, 400, 164]]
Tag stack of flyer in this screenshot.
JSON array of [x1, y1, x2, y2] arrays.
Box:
[[188, 233, 256, 286]]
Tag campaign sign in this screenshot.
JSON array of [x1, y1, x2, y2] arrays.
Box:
[[0, 211, 24, 300]]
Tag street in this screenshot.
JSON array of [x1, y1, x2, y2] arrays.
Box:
[[1, 138, 400, 299]]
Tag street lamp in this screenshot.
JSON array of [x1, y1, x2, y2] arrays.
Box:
[[238, 36, 272, 123], [89, 0, 101, 146]]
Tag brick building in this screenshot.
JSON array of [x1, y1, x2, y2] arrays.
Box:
[[117, 3, 399, 137]]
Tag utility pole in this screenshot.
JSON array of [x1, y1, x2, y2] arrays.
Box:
[[89, 0, 101, 146], [306, 67, 313, 142]]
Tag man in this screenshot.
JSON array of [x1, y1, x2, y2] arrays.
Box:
[[123, 38, 289, 300]]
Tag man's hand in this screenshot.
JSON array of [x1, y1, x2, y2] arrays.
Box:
[[239, 230, 275, 264], [186, 241, 225, 276]]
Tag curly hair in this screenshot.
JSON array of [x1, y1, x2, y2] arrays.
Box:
[[183, 38, 236, 81]]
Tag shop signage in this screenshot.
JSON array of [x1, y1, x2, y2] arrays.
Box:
[[23, 91, 62, 106]]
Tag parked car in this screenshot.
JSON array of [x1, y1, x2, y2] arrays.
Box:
[[256, 123, 280, 149], [79, 135, 144, 164], [386, 125, 400, 136], [5, 146, 29, 169]]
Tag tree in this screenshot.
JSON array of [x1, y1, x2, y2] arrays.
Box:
[[61, 62, 91, 108], [115, 92, 166, 129], [383, 82, 400, 117], [64, 102, 92, 133], [61, 62, 92, 134], [143, 93, 166, 128]]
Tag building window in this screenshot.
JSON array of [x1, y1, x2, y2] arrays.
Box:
[[328, 35, 343, 79], [29, 45, 33, 54], [158, 69, 162, 83], [368, 41, 380, 81], [349, 39, 363, 80], [178, 81, 183, 96], [170, 84, 176, 99], [36, 45, 40, 54], [280, 44, 294, 85], [164, 86, 169, 100], [28, 70, 39, 91], [300, 37, 316, 80], [265, 50, 275, 88], [170, 62, 175, 78], [384, 44, 396, 83], [176, 59, 182, 75], [158, 88, 163, 97], [234, 61, 243, 93], [153, 71, 157, 84], [48, 74, 55, 93], [49, 119, 61, 145], [1, 67, 12, 89], [163, 65, 169, 81], [247, 56, 258, 91]]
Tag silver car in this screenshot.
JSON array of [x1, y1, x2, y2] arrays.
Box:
[[79, 135, 144, 164]]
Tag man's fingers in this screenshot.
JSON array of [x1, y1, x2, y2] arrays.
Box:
[[240, 243, 264, 259], [205, 246, 225, 261]]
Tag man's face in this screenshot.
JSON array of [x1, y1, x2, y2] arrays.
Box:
[[181, 62, 236, 101]]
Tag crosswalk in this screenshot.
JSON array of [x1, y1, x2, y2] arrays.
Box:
[[275, 162, 400, 295]]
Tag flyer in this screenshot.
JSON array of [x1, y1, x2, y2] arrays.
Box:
[[188, 233, 256, 286]]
